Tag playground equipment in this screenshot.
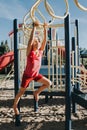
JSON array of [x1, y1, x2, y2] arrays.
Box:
[[14, 17, 71, 130], [0, 51, 14, 71], [24, 0, 69, 26], [22, 0, 69, 39], [74, 0, 87, 11], [13, 0, 87, 130], [71, 35, 87, 114], [0, 65, 14, 93], [0, 51, 14, 90], [30, 0, 69, 23]]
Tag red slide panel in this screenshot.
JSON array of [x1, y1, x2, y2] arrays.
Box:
[[0, 51, 14, 71]]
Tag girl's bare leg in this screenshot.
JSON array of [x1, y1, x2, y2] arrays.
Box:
[[13, 87, 26, 115], [33, 76, 52, 101]]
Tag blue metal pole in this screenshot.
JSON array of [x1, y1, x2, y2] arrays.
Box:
[[72, 37, 77, 113], [64, 14, 71, 130], [14, 19, 20, 126], [75, 20, 79, 52], [72, 37, 76, 80], [75, 20, 80, 90], [14, 19, 20, 98]]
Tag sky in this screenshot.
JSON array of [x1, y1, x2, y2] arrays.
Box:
[[0, 0, 87, 48]]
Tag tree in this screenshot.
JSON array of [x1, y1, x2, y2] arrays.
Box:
[[0, 40, 10, 56], [0, 41, 5, 56], [4, 40, 10, 52]]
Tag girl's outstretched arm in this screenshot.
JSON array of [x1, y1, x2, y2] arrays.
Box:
[[26, 21, 39, 56], [40, 23, 48, 51]]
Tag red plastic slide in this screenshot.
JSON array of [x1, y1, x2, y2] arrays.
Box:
[[0, 51, 14, 71]]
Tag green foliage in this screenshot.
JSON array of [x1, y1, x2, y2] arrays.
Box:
[[0, 40, 10, 56]]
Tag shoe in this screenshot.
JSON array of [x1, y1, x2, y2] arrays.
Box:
[[15, 114, 21, 126]]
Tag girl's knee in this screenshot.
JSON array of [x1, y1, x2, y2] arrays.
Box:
[[46, 80, 52, 87], [49, 80, 52, 86], [40, 77, 52, 87]]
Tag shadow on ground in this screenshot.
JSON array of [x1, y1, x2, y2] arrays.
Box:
[[0, 96, 65, 107], [0, 118, 87, 130]]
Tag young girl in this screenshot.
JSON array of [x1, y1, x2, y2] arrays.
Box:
[[13, 21, 52, 119]]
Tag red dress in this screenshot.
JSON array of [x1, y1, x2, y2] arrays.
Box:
[[21, 50, 43, 88]]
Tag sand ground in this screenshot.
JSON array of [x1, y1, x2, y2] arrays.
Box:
[[0, 79, 87, 130]]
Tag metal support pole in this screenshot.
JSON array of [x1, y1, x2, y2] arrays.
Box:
[[72, 37, 76, 80], [72, 37, 77, 113], [14, 19, 20, 126], [64, 14, 71, 130], [75, 19, 80, 89], [34, 98, 38, 112], [75, 20, 79, 52]]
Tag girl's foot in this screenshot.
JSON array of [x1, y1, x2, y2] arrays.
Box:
[[15, 114, 21, 126]]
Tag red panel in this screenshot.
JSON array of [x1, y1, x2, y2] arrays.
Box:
[[0, 51, 14, 71]]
